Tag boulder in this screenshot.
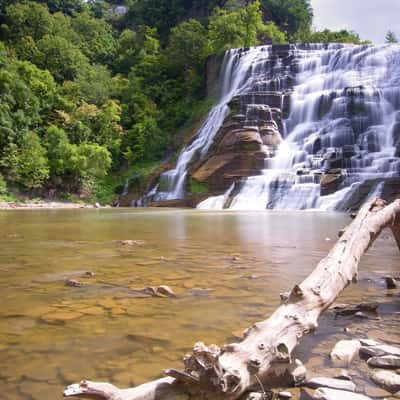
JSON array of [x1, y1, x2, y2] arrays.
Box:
[[304, 377, 356, 392], [370, 370, 400, 392], [330, 340, 361, 367]]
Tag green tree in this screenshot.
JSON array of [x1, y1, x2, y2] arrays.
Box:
[[65, 64, 115, 105], [15, 131, 50, 189], [35, 34, 89, 82], [167, 19, 209, 70], [2, 2, 53, 41], [386, 30, 398, 44], [38, 0, 84, 15], [71, 12, 117, 63], [261, 0, 313, 39]]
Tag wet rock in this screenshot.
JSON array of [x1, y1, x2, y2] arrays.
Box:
[[363, 384, 391, 398], [354, 311, 369, 319], [359, 339, 381, 347], [188, 287, 214, 296], [330, 340, 361, 367], [83, 271, 95, 278], [332, 302, 379, 316], [243, 392, 272, 400], [111, 307, 126, 316], [119, 240, 145, 246], [334, 370, 352, 381], [304, 377, 356, 392], [80, 306, 104, 316], [156, 285, 176, 297], [65, 279, 85, 287], [368, 355, 400, 369], [385, 277, 397, 289], [360, 345, 400, 359], [278, 391, 292, 399], [312, 387, 372, 400], [290, 359, 307, 385], [41, 311, 82, 324], [370, 370, 400, 392]]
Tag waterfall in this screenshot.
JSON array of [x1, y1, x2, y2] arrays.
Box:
[[196, 43, 400, 211], [144, 46, 277, 202]]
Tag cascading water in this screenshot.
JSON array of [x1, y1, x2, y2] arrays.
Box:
[[143, 46, 281, 202], [196, 43, 400, 210]]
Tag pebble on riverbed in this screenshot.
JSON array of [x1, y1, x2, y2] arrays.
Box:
[[65, 279, 85, 287]]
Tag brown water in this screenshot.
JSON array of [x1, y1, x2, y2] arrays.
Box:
[[0, 209, 398, 400]]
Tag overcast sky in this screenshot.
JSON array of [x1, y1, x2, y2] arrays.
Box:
[[311, 0, 400, 44]]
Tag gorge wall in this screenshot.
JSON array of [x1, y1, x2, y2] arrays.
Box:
[[137, 44, 400, 210]]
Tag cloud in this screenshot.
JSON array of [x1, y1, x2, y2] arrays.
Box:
[[311, 0, 400, 44]]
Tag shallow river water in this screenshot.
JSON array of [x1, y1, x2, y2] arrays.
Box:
[[0, 209, 399, 400]]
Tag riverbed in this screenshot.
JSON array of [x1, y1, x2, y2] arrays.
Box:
[[0, 209, 398, 399]]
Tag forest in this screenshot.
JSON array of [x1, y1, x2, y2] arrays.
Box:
[[0, 0, 367, 204]]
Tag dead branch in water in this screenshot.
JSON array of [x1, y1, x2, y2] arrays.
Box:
[[63, 198, 400, 400]]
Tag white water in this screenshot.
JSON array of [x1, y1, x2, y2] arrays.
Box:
[[197, 44, 400, 210], [148, 46, 280, 201]]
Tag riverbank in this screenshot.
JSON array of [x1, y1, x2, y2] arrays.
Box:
[[0, 201, 112, 210]]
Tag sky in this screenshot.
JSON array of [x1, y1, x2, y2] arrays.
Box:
[[311, 0, 400, 44]]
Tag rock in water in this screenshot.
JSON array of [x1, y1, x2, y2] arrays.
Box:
[[278, 392, 292, 399], [305, 377, 356, 392], [330, 340, 361, 367], [367, 355, 400, 368], [312, 388, 372, 400], [156, 285, 176, 297], [384, 276, 397, 289], [370, 370, 400, 392]]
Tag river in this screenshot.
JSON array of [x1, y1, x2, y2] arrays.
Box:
[[0, 209, 398, 399]]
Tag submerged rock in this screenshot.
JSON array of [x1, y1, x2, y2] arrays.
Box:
[[384, 276, 397, 289], [330, 340, 361, 367], [331, 302, 379, 316], [65, 279, 85, 287]]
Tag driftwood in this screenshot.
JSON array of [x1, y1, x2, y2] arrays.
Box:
[[63, 198, 400, 400]]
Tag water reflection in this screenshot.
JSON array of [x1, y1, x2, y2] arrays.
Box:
[[0, 209, 398, 400]]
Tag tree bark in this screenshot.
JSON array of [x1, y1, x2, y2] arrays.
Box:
[[63, 198, 400, 400]]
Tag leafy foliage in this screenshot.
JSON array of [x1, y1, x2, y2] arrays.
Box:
[[0, 0, 365, 201]]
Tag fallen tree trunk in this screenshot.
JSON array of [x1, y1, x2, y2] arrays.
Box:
[[64, 198, 400, 400]]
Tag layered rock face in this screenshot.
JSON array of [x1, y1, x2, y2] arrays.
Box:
[[190, 99, 285, 193], [141, 44, 400, 210]]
